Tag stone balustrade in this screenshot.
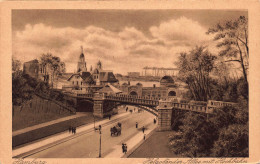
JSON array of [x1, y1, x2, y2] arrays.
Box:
[[73, 93, 236, 114]]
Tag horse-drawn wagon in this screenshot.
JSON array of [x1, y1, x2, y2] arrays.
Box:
[[110, 122, 122, 136]]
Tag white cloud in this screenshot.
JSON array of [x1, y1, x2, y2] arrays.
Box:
[[13, 18, 213, 75], [150, 17, 212, 45]]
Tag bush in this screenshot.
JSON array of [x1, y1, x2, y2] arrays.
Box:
[[211, 124, 248, 157]]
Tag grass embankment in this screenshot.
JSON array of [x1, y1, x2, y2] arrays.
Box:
[[13, 113, 102, 148], [128, 131, 178, 158], [12, 95, 72, 131]]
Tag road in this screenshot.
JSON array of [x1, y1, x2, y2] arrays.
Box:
[[27, 106, 156, 158]]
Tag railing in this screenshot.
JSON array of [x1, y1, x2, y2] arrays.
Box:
[[207, 100, 236, 107], [35, 93, 76, 114], [104, 94, 159, 106], [172, 102, 207, 113], [70, 92, 237, 114]]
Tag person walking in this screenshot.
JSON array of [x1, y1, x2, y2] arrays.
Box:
[[69, 126, 71, 133], [122, 143, 124, 153], [154, 118, 156, 124], [125, 144, 127, 154], [142, 126, 145, 133], [126, 107, 128, 112], [136, 122, 138, 129], [74, 127, 77, 134], [144, 134, 146, 140], [109, 115, 111, 120]]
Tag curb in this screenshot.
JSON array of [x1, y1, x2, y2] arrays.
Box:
[[122, 126, 158, 158]]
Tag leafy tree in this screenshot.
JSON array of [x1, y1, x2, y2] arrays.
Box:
[[169, 97, 248, 157], [12, 58, 21, 73], [176, 46, 216, 101], [168, 113, 217, 157], [237, 78, 248, 100], [40, 53, 66, 88], [12, 58, 34, 116], [207, 16, 248, 84], [211, 124, 248, 157]]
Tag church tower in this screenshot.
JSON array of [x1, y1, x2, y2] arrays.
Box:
[[77, 46, 87, 73], [97, 60, 102, 70]]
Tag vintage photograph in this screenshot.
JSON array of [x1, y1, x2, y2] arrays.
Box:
[[11, 9, 249, 158]]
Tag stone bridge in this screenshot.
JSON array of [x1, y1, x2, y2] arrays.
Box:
[[66, 92, 236, 131]]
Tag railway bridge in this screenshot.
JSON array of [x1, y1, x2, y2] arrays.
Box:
[[66, 92, 236, 131]]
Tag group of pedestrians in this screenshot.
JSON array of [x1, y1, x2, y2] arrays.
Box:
[[122, 143, 128, 154], [69, 126, 77, 134]]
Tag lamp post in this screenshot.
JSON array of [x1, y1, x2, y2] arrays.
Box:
[[93, 114, 96, 130], [98, 125, 102, 158]]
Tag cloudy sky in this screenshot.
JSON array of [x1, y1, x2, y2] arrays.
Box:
[[12, 10, 247, 75]]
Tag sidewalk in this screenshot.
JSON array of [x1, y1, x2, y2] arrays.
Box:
[[13, 112, 130, 158], [12, 112, 89, 137], [103, 120, 157, 158]]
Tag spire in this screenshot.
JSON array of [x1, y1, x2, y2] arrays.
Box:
[[81, 45, 83, 54]]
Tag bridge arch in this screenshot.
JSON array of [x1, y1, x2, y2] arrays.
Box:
[[105, 103, 158, 117], [77, 99, 94, 112]]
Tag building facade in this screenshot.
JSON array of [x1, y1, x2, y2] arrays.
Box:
[[118, 76, 179, 100], [64, 48, 118, 92], [23, 59, 53, 83]]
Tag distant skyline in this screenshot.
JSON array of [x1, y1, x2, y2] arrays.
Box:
[[12, 10, 247, 75]]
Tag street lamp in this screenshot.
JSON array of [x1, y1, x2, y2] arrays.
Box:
[[98, 125, 102, 158], [93, 114, 96, 130]]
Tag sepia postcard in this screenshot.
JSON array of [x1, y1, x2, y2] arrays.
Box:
[[0, 1, 260, 164]]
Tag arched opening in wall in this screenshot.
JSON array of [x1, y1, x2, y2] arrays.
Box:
[[130, 91, 138, 96], [77, 100, 93, 112], [168, 91, 176, 97]]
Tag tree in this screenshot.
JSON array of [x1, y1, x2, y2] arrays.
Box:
[[168, 113, 217, 157], [211, 124, 248, 157], [207, 16, 248, 84], [12, 58, 21, 73], [12, 58, 34, 116], [40, 53, 66, 88], [176, 46, 216, 101]]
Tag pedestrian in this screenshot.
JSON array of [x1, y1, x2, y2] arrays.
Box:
[[74, 127, 77, 134], [122, 143, 125, 153], [144, 134, 146, 140], [126, 107, 128, 112], [69, 126, 71, 133], [125, 144, 127, 154], [109, 115, 111, 120], [136, 122, 138, 128], [142, 126, 145, 133], [154, 118, 156, 124]]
